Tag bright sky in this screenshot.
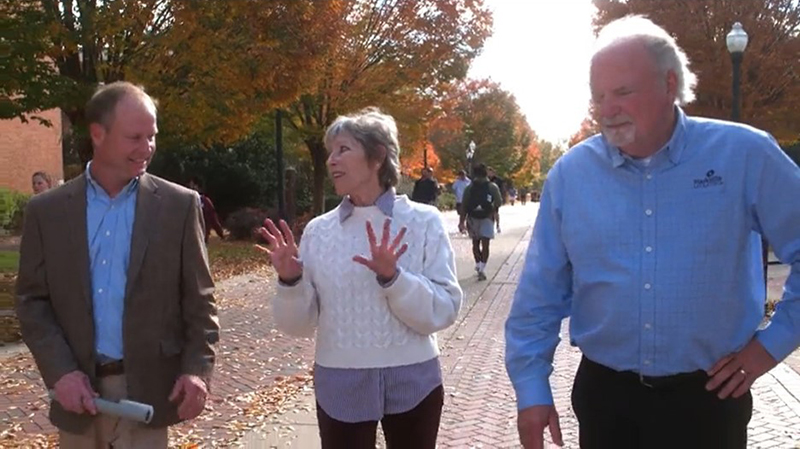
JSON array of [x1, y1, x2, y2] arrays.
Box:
[[468, 0, 598, 144]]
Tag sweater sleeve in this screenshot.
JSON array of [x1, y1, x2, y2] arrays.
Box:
[[271, 225, 319, 338], [382, 210, 463, 335]]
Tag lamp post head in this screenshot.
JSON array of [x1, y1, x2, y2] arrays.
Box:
[[726, 22, 748, 54], [467, 140, 476, 159]]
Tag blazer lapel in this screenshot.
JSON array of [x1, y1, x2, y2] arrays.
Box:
[[64, 175, 93, 311], [125, 174, 160, 300]]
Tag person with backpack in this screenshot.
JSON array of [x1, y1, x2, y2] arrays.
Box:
[[462, 164, 502, 280]]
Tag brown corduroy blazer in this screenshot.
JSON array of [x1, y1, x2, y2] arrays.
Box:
[[15, 173, 220, 433]]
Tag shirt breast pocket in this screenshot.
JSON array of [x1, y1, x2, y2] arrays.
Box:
[[664, 184, 739, 262]]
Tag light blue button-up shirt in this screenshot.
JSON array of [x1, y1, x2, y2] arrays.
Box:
[[505, 108, 800, 409], [86, 163, 138, 360]]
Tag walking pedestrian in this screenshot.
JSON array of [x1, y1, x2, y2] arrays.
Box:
[[452, 170, 471, 234], [257, 107, 462, 449], [505, 16, 800, 449], [462, 164, 502, 281], [16, 81, 219, 448]]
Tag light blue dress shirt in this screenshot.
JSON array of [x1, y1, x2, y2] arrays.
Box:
[[86, 163, 139, 360], [505, 108, 800, 409], [452, 178, 471, 203]]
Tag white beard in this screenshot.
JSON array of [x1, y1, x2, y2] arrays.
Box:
[[602, 123, 636, 148]]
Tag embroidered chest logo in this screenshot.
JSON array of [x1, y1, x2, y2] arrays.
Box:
[[694, 170, 724, 188]]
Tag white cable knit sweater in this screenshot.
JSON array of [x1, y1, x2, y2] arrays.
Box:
[[273, 196, 463, 369]]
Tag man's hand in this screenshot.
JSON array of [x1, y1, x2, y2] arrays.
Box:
[[518, 405, 563, 449], [168, 374, 208, 420], [53, 371, 98, 415], [706, 338, 778, 399]]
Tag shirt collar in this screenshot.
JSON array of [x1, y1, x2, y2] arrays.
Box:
[[338, 188, 396, 223], [605, 106, 688, 168], [85, 161, 140, 199]]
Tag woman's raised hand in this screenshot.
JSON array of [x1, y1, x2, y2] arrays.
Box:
[[255, 219, 303, 282], [353, 218, 408, 280]]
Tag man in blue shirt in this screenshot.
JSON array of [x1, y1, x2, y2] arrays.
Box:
[[505, 16, 800, 449], [17, 82, 219, 448], [452, 170, 471, 233]]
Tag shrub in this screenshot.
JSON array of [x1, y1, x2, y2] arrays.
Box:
[[0, 189, 30, 233], [148, 133, 279, 221], [225, 207, 280, 241], [396, 175, 415, 198], [437, 191, 457, 211]]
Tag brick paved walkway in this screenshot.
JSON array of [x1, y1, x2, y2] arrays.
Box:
[[243, 226, 800, 448], [0, 271, 318, 446], [433, 229, 800, 448], [2, 210, 800, 448]]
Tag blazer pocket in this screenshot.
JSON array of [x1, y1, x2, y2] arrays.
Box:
[[160, 339, 183, 357]]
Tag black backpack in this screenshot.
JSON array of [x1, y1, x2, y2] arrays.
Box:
[[465, 181, 494, 219]]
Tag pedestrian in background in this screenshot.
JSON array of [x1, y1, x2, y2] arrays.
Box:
[[32, 171, 53, 194], [188, 176, 226, 243], [452, 170, 471, 234], [462, 163, 502, 281], [411, 167, 440, 205]]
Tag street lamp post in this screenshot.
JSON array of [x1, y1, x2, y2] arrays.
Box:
[[727, 23, 767, 295], [466, 140, 476, 176], [726, 22, 748, 121]]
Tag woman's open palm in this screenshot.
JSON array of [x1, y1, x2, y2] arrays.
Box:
[[353, 218, 408, 280], [256, 219, 302, 281]]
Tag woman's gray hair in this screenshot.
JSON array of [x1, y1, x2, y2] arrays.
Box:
[[324, 107, 401, 188], [594, 15, 698, 105]]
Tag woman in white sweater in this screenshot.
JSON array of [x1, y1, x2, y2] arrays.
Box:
[[257, 107, 463, 448]]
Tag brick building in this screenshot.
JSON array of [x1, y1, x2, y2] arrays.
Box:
[[0, 109, 64, 194]]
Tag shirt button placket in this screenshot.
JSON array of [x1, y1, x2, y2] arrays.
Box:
[[641, 172, 657, 371]]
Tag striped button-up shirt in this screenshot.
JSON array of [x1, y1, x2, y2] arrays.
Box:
[[506, 108, 800, 409]]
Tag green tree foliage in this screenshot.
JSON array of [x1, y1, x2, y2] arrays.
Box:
[[2, 0, 338, 163]]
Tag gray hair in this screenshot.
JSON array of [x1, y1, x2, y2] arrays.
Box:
[[324, 107, 401, 188], [594, 15, 697, 105]]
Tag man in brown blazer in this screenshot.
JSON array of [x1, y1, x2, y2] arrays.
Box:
[[15, 81, 220, 448]]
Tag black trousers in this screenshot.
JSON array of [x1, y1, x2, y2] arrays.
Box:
[[316, 384, 444, 449], [571, 357, 752, 449]]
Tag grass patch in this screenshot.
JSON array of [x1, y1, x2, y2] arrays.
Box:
[[207, 237, 269, 281], [0, 251, 19, 274]]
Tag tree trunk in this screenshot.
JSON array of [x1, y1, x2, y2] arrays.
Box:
[[64, 108, 93, 167], [285, 167, 297, 224], [307, 137, 328, 216]]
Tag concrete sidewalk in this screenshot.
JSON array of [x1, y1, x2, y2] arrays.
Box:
[[240, 227, 800, 449]]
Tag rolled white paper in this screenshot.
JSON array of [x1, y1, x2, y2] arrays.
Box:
[[48, 391, 154, 424]]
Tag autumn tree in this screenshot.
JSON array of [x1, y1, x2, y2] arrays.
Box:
[[2, 0, 338, 163], [509, 141, 540, 190], [428, 79, 534, 184], [281, 0, 493, 214], [568, 115, 600, 148], [529, 139, 565, 192], [593, 0, 800, 144]]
